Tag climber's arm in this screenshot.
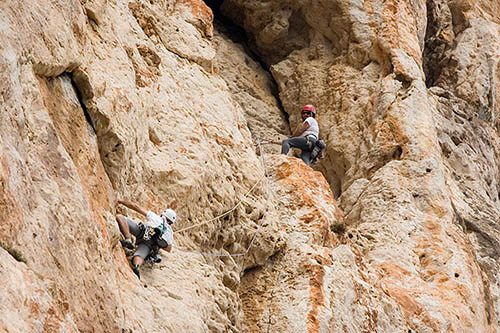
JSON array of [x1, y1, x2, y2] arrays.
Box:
[[292, 121, 310, 137], [117, 200, 148, 217], [271, 121, 311, 145]]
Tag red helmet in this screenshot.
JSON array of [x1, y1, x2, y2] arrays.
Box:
[[301, 104, 316, 116]]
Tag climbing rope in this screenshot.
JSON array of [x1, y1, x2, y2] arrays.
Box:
[[173, 136, 272, 258], [175, 173, 265, 234], [252, 135, 280, 146]]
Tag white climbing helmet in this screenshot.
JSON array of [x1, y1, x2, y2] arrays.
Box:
[[161, 209, 177, 225]]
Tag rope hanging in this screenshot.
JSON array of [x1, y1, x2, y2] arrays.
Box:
[[174, 136, 272, 257]]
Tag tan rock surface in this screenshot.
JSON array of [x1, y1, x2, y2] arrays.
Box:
[[1, 0, 500, 332], [1, 0, 276, 331], [213, 24, 290, 154], [222, 0, 500, 331], [0, 247, 77, 332]]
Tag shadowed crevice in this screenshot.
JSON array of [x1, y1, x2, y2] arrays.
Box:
[[206, 0, 289, 125], [68, 72, 96, 134]]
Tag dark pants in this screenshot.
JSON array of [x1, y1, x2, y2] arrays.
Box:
[[125, 217, 154, 260], [281, 136, 317, 166]]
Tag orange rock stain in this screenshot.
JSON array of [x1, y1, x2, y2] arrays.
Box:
[[307, 263, 326, 333], [179, 0, 214, 37], [275, 158, 344, 247]]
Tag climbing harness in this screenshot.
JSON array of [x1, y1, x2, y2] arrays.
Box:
[[174, 136, 271, 258], [142, 225, 153, 241], [305, 135, 316, 149]]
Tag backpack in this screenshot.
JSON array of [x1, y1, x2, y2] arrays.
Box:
[[310, 139, 326, 165]]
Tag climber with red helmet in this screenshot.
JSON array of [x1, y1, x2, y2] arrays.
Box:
[[115, 200, 176, 279], [276, 104, 320, 166]]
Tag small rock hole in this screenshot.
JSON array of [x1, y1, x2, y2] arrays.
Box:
[[393, 146, 403, 160], [426, 168, 432, 173], [348, 233, 353, 239], [451, 135, 461, 146], [454, 273, 459, 278], [243, 265, 261, 276], [395, 73, 411, 88]]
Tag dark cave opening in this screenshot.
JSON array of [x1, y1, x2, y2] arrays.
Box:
[[205, 0, 247, 45], [204, 0, 289, 123]]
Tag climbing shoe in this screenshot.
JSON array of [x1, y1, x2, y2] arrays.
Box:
[[132, 264, 140, 279], [120, 238, 135, 250], [149, 252, 162, 264]]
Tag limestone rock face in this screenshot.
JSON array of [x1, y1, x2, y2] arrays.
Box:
[[1, 0, 275, 331], [220, 0, 500, 331], [0, 248, 77, 332], [1, 0, 500, 332], [213, 25, 290, 154]]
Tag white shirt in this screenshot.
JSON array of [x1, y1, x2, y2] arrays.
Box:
[[301, 117, 319, 138], [146, 211, 174, 246]]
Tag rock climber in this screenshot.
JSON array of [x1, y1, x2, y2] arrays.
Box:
[[275, 104, 319, 166], [115, 200, 176, 279]]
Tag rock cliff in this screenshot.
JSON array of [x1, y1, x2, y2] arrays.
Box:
[[0, 0, 499, 332]]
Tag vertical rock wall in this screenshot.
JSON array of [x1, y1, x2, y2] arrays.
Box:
[[0, 0, 280, 331], [0, 0, 499, 332], [219, 0, 500, 331], [213, 23, 290, 154]]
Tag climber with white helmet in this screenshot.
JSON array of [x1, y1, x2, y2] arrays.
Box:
[[115, 200, 176, 279], [275, 104, 320, 166]]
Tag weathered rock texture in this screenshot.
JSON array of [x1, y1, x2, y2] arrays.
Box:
[[1, 0, 274, 331], [213, 23, 289, 154], [1, 0, 499, 332], [219, 0, 500, 331]]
